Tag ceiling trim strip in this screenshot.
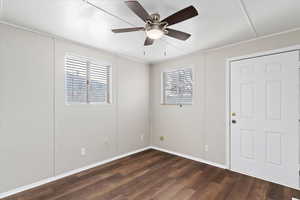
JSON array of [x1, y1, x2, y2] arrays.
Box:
[[204, 27, 300, 53], [83, 0, 136, 27], [238, 0, 258, 37]]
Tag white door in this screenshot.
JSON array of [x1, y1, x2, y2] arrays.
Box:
[[230, 51, 300, 189]]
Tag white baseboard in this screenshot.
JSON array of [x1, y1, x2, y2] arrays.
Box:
[[0, 146, 228, 199], [3, 145, 298, 199], [0, 146, 151, 199], [150, 146, 228, 169]]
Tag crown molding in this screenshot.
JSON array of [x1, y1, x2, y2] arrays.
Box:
[[0, 20, 149, 65]]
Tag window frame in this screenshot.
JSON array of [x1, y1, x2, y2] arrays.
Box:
[[160, 66, 194, 106], [64, 53, 112, 105]]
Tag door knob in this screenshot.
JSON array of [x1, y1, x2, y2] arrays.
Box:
[[232, 120, 237, 124]]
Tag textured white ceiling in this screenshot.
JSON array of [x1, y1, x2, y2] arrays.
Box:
[[242, 0, 300, 35], [1, 0, 300, 63]]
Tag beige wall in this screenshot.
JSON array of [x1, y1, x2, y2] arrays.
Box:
[[150, 53, 206, 160], [117, 58, 150, 155], [0, 23, 54, 193], [150, 29, 300, 165], [55, 40, 150, 174], [0, 23, 150, 193]]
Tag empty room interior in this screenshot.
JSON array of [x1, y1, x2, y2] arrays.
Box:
[[1, 0, 300, 199]]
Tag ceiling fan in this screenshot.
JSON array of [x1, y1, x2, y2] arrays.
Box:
[[112, 1, 199, 46]]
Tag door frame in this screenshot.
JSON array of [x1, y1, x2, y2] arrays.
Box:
[[225, 45, 300, 185]]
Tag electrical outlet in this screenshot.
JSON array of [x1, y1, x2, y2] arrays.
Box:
[[81, 148, 86, 156], [160, 136, 164, 141], [204, 145, 209, 152], [140, 134, 144, 141]]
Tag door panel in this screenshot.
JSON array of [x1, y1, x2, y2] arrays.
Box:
[[265, 131, 282, 165], [230, 51, 299, 189], [266, 80, 282, 120], [240, 129, 255, 159], [240, 82, 255, 118]]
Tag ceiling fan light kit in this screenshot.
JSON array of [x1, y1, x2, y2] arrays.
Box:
[[146, 27, 164, 40], [145, 14, 168, 40], [111, 1, 199, 46]]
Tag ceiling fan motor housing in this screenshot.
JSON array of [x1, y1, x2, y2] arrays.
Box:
[[145, 13, 168, 35], [150, 13, 161, 23]]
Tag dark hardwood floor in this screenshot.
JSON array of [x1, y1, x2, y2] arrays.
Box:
[[3, 149, 300, 200]]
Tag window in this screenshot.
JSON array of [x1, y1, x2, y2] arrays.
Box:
[[162, 67, 193, 105], [65, 54, 111, 104]]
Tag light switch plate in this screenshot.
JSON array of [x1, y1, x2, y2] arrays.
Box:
[[204, 145, 209, 152], [81, 148, 86, 156]]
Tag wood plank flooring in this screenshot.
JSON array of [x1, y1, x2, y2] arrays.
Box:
[[3, 149, 300, 200]]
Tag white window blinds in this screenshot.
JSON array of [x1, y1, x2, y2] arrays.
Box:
[[163, 68, 193, 105], [65, 55, 111, 104]]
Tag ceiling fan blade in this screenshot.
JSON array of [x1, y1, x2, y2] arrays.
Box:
[[112, 27, 144, 33], [162, 6, 198, 26], [166, 28, 191, 41], [125, 1, 150, 22], [144, 37, 154, 46]]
